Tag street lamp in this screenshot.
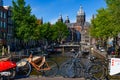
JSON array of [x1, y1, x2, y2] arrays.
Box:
[[91, 47, 94, 54]]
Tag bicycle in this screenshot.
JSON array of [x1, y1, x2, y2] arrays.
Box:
[[95, 55, 119, 80], [16, 52, 59, 77], [60, 50, 104, 79]]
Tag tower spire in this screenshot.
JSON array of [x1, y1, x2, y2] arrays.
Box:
[[77, 5, 85, 15], [65, 16, 70, 23], [58, 14, 63, 23], [0, 0, 3, 6], [76, 5, 85, 26]]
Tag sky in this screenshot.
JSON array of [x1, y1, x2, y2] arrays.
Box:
[[4, 0, 107, 24]]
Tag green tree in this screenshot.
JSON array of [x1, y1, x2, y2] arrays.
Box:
[[90, 0, 120, 44], [34, 22, 53, 45], [12, 0, 38, 42], [51, 22, 69, 43], [90, 8, 113, 39], [106, 0, 120, 37], [35, 22, 69, 45]]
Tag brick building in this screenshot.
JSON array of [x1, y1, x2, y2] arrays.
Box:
[[0, 1, 7, 46], [0, 0, 13, 47]]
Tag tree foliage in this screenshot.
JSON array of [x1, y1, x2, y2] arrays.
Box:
[[35, 22, 69, 44], [90, 8, 113, 39], [12, 0, 69, 44], [35, 23, 52, 41], [51, 22, 69, 43], [90, 0, 120, 40], [12, 0, 38, 42], [106, 0, 120, 36]]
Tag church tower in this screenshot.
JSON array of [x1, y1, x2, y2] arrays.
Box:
[[58, 14, 63, 23], [0, 0, 3, 6], [76, 6, 85, 26], [65, 16, 70, 23]]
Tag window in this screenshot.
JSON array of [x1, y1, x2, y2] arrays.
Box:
[[4, 13, 6, 19], [85, 36, 89, 38], [8, 10, 11, 16], [85, 40, 89, 42], [0, 10, 1, 17], [4, 22, 6, 28], [8, 18, 12, 24], [4, 33, 6, 39], [1, 21, 2, 27], [0, 21, 1, 27], [1, 11, 3, 18]]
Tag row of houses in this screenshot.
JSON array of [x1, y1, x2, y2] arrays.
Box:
[[0, 0, 14, 49]]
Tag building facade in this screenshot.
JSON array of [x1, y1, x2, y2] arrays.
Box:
[[0, 0, 13, 48], [0, 5, 7, 46]]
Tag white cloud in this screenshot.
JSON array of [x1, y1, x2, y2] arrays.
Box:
[[31, 7, 38, 14], [86, 16, 92, 22], [49, 17, 58, 24]]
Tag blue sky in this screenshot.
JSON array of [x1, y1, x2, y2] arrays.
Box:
[[4, 0, 106, 24]]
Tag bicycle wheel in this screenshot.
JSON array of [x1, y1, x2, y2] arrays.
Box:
[[98, 61, 110, 80], [60, 60, 73, 78], [87, 63, 104, 79], [41, 59, 59, 77], [16, 59, 32, 77], [74, 59, 83, 77], [60, 59, 82, 78]]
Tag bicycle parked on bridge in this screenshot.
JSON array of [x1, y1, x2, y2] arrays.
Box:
[[16, 51, 59, 77], [94, 55, 118, 80], [60, 50, 104, 80]]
